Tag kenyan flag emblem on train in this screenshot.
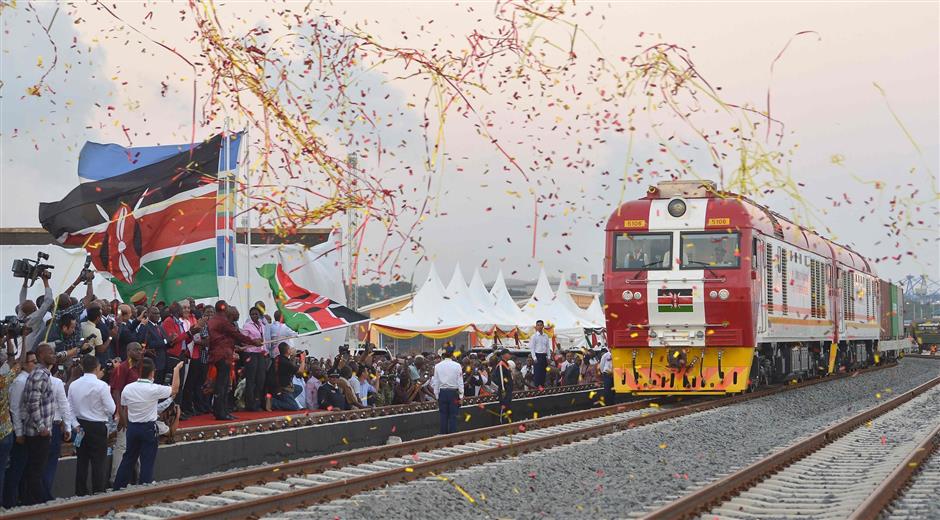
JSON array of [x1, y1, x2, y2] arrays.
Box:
[[657, 288, 693, 312]]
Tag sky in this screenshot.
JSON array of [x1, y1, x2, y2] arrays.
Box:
[[1, 1, 937, 290]]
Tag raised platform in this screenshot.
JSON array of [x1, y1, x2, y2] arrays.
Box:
[[50, 386, 604, 498]]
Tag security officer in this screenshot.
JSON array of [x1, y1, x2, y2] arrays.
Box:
[[492, 348, 513, 424], [430, 345, 463, 434]]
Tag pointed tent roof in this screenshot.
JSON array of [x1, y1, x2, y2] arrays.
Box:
[[490, 270, 534, 328], [444, 264, 493, 325], [554, 274, 602, 326], [520, 269, 601, 330], [585, 294, 605, 325], [372, 263, 471, 331]]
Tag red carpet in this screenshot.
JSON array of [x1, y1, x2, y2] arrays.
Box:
[[180, 409, 322, 429]]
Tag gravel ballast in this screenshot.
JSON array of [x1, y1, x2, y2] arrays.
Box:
[[281, 359, 940, 520]]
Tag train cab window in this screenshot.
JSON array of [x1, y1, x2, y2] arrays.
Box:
[[679, 232, 741, 269], [613, 233, 673, 270]]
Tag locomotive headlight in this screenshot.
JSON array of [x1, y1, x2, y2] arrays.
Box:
[[718, 289, 730, 300], [648, 330, 658, 338], [667, 198, 687, 218], [634, 291, 642, 300], [709, 290, 718, 299], [622, 290, 633, 301], [695, 330, 705, 339]]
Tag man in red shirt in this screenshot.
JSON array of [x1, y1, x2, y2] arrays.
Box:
[[109, 342, 142, 484], [207, 301, 261, 420]]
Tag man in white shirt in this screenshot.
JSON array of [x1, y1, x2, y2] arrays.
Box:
[[42, 367, 78, 501], [599, 348, 614, 406], [112, 357, 181, 490], [3, 350, 36, 508], [68, 355, 116, 495], [529, 320, 552, 388], [430, 346, 464, 435], [267, 311, 294, 356]]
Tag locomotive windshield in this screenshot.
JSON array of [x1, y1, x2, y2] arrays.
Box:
[[613, 233, 672, 270], [679, 232, 740, 269]]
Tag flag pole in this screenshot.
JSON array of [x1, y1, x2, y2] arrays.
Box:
[[243, 127, 251, 311], [220, 119, 230, 302]]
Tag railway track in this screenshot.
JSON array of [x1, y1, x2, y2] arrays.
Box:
[[6, 363, 896, 520], [880, 429, 940, 519], [641, 375, 940, 520]]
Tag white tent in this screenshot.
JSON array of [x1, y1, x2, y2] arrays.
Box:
[[467, 269, 527, 329], [585, 294, 605, 325], [371, 264, 471, 332], [489, 270, 535, 329], [554, 274, 603, 329]]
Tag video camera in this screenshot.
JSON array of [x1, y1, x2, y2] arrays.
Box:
[[11, 252, 54, 286], [0, 316, 25, 337], [79, 254, 94, 286]]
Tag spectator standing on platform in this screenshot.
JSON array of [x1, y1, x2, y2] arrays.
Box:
[[161, 302, 188, 392], [113, 358, 182, 490], [82, 306, 112, 366], [138, 306, 172, 385], [207, 301, 261, 421], [4, 350, 36, 508], [181, 305, 211, 417], [17, 275, 53, 352], [317, 370, 348, 410], [113, 304, 144, 361], [240, 307, 269, 412], [530, 320, 551, 388], [109, 342, 143, 484], [21, 343, 56, 505], [492, 348, 513, 424], [599, 348, 614, 406], [68, 355, 115, 495], [268, 311, 293, 356], [431, 346, 463, 435], [0, 343, 18, 507], [42, 364, 77, 501]]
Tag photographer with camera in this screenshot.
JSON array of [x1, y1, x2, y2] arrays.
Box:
[[50, 314, 93, 362], [16, 272, 52, 352], [44, 270, 96, 353]]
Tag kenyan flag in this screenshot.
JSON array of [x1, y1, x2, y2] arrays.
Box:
[[658, 288, 693, 313], [257, 263, 368, 335], [39, 134, 231, 303]]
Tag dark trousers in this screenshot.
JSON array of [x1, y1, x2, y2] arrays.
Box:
[[243, 352, 266, 411], [212, 359, 231, 419], [164, 356, 181, 386], [534, 353, 548, 387], [41, 423, 63, 501], [113, 422, 158, 490], [75, 420, 109, 496], [24, 435, 50, 505], [2, 439, 27, 508], [437, 388, 460, 435], [0, 432, 14, 507], [602, 372, 615, 406], [181, 358, 207, 413]]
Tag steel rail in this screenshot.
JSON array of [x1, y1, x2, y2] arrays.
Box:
[[848, 421, 940, 520], [642, 375, 940, 520], [11, 362, 899, 520], [169, 365, 902, 520]]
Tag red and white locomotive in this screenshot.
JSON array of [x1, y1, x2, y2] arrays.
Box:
[[604, 180, 909, 395]]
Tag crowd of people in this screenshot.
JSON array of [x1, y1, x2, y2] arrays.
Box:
[[0, 272, 612, 507]]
